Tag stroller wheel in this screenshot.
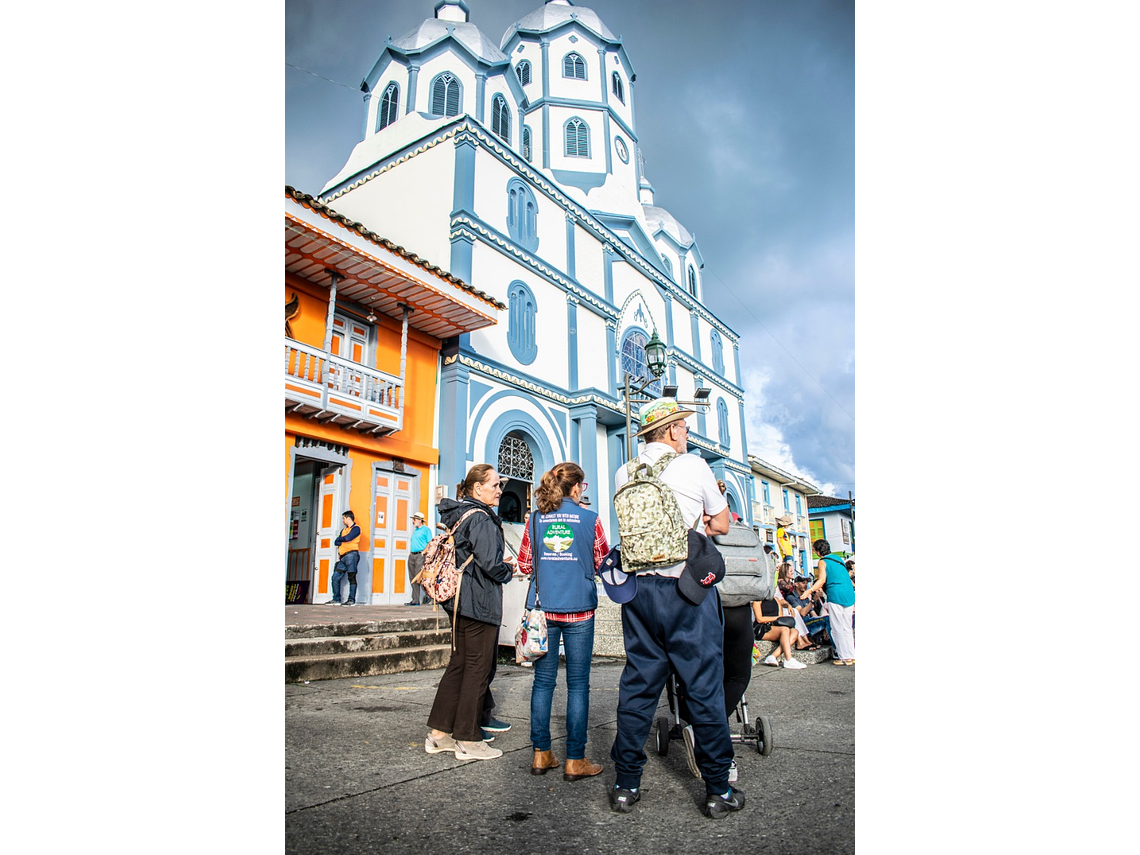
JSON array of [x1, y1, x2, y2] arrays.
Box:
[[757, 715, 773, 756], [655, 716, 670, 756]]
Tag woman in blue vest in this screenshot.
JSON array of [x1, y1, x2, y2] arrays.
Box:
[[806, 539, 856, 666], [517, 462, 610, 781]]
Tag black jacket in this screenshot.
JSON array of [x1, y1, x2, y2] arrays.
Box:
[[437, 497, 513, 626]]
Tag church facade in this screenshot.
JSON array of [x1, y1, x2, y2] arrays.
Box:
[[316, 0, 754, 537]]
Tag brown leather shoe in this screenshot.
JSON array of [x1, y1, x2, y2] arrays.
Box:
[[563, 758, 603, 781], [530, 749, 560, 775]]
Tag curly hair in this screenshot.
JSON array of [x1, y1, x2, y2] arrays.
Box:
[[813, 539, 831, 557], [534, 461, 585, 515]]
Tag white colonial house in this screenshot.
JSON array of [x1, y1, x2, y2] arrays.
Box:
[[313, 0, 753, 539], [749, 454, 821, 579]]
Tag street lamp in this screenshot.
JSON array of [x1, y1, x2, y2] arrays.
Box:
[[621, 329, 710, 458]]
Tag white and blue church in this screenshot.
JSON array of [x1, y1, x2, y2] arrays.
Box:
[[318, 0, 754, 534]]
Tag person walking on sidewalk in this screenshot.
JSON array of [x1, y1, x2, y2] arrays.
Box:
[[807, 539, 856, 666], [608, 397, 745, 820], [331, 511, 362, 606], [406, 512, 431, 606], [517, 462, 609, 783], [424, 465, 516, 762]]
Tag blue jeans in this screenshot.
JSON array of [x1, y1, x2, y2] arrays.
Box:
[[529, 616, 595, 760], [330, 552, 359, 603]]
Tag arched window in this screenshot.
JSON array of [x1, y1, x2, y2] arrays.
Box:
[[491, 94, 511, 143], [506, 179, 539, 253], [611, 71, 624, 103], [376, 82, 399, 131], [687, 266, 698, 297], [515, 60, 532, 86], [710, 329, 724, 375], [717, 398, 730, 448], [620, 329, 663, 397], [562, 52, 587, 80], [522, 126, 533, 162], [660, 254, 673, 280], [507, 281, 538, 364], [564, 117, 590, 158], [430, 71, 462, 117]]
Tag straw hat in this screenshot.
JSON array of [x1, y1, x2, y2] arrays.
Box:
[[634, 397, 696, 437]]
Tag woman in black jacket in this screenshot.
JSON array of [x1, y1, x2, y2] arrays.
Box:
[[425, 464, 515, 762]]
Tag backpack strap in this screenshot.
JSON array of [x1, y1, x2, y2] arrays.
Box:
[[822, 554, 847, 575], [447, 506, 488, 650], [649, 451, 678, 477]]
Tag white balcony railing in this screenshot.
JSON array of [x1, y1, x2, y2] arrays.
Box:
[[284, 339, 403, 433]]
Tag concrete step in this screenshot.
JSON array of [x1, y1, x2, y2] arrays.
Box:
[[285, 612, 449, 640], [285, 611, 456, 682], [286, 643, 452, 683], [285, 628, 451, 658], [753, 640, 835, 666]]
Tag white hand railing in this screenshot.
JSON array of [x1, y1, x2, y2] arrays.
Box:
[[285, 339, 402, 429]]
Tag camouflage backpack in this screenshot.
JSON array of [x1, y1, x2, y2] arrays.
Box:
[[613, 452, 690, 572]]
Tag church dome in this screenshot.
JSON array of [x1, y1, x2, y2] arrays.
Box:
[[501, 0, 616, 48], [393, 17, 508, 64], [643, 205, 694, 247]]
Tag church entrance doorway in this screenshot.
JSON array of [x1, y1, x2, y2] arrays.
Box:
[[496, 431, 535, 523]]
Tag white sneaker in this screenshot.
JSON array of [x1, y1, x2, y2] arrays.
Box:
[[782, 657, 807, 670], [454, 740, 503, 761], [762, 654, 779, 667], [682, 725, 702, 779], [424, 733, 457, 754], [728, 759, 739, 783]]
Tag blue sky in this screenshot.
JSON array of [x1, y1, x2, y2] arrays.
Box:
[[286, 0, 855, 498]]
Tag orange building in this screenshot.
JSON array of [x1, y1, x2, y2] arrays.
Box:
[[284, 187, 503, 605]]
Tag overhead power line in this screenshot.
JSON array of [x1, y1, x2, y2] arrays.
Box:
[[286, 62, 360, 93], [703, 265, 854, 424]]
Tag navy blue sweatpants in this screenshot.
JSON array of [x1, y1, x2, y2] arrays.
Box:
[[610, 574, 733, 796]]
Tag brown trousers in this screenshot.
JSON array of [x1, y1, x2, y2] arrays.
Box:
[[427, 614, 499, 741]]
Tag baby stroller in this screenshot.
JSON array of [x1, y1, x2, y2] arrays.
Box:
[[654, 671, 773, 759]]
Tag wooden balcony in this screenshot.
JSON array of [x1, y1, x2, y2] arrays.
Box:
[[285, 338, 403, 435]]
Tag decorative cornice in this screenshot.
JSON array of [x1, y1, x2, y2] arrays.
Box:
[[668, 347, 744, 399], [458, 354, 624, 413]]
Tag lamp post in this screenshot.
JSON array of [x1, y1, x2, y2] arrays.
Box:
[[621, 330, 711, 459]]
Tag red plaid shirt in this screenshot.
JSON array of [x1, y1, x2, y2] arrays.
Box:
[[517, 514, 610, 623]]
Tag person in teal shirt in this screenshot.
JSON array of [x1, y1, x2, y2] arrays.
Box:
[[407, 512, 433, 606], [806, 539, 856, 666]]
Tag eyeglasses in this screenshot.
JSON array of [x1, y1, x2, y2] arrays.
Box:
[[580, 482, 589, 492], [673, 422, 689, 434]]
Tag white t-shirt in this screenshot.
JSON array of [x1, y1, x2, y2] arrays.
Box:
[[613, 442, 729, 577]]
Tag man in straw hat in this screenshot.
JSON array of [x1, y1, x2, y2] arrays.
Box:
[[607, 397, 744, 819], [406, 511, 432, 606]]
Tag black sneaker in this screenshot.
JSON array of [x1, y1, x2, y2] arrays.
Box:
[[703, 786, 745, 819], [342, 601, 355, 606], [328, 601, 342, 606], [481, 718, 511, 733], [610, 787, 641, 814]]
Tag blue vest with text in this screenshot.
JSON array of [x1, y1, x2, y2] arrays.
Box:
[[525, 498, 599, 613]]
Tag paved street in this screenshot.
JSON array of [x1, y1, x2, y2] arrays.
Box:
[[286, 655, 854, 854]]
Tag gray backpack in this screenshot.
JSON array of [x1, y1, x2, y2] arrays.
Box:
[[613, 452, 689, 572], [713, 523, 775, 607]]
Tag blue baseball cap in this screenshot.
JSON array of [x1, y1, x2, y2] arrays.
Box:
[[598, 547, 637, 604]]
